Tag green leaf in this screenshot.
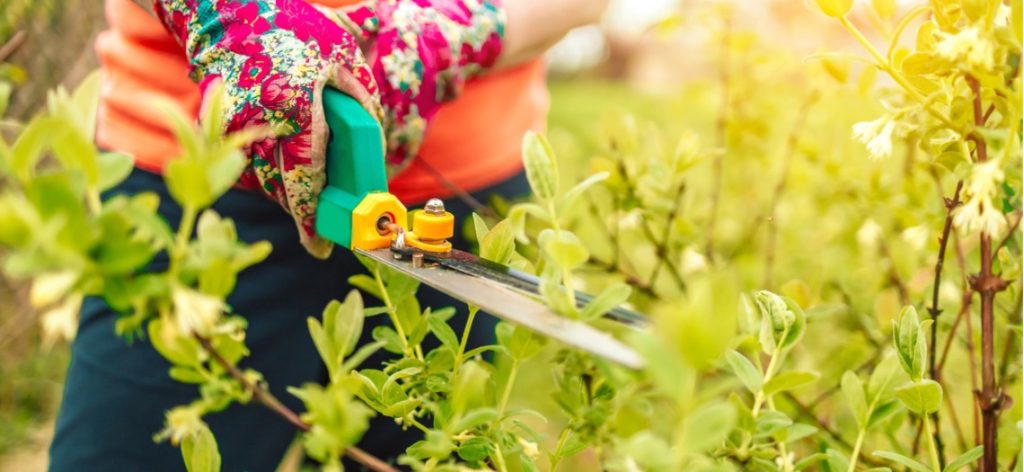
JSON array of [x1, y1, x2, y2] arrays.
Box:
[[681, 401, 735, 453], [726, 350, 763, 393], [332, 291, 365, 357], [842, 370, 868, 426], [451, 407, 499, 433], [428, 314, 459, 352], [457, 436, 493, 462], [97, 152, 135, 191], [347, 274, 382, 300], [308, 317, 336, 374], [557, 171, 608, 213], [867, 399, 902, 428], [814, 0, 853, 17], [895, 379, 943, 414], [497, 322, 546, 361], [165, 157, 213, 209], [825, 449, 851, 472], [763, 371, 819, 396], [480, 219, 515, 264], [943, 446, 983, 472], [10, 116, 58, 181], [754, 410, 792, 438], [539, 229, 589, 271], [794, 452, 827, 471], [893, 305, 926, 380], [181, 426, 221, 472], [472, 212, 490, 242], [581, 283, 631, 321], [521, 131, 558, 200], [169, 366, 206, 384], [867, 352, 901, 400], [873, 451, 931, 472]]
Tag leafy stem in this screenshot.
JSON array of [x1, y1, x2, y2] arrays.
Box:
[[194, 334, 397, 472], [922, 416, 942, 472], [453, 305, 479, 370], [497, 358, 520, 419], [838, 16, 959, 132], [372, 264, 417, 360]]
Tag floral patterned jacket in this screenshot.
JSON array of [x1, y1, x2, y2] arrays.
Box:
[[153, 0, 505, 257]]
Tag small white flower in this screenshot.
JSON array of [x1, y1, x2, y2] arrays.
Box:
[[40, 294, 83, 346], [158, 404, 206, 445], [852, 116, 897, 160], [681, 245, 708, 274], [172, 286, 225, 337], [953, 160, 1008, 238], [936, 27, 995, 71], [30, 271, 78, 308], [517, 437, 540, 460], [857, 219, 883, 247], [901, 225, 931, 251]]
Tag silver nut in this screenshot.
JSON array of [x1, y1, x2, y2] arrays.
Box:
[[424, 198, 445, 215], [412, 253, 424, 268]]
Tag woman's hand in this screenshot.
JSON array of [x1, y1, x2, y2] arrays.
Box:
[[153, 0, 383, 257]]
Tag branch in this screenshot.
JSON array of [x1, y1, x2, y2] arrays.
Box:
[[781, 392, 886, 467], [705, 14, 732, 262], [195, 335, 398, 472], [0, 31, 26, 63], [926, 179, 963, 467]]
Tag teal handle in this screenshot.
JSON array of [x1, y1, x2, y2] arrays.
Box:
[[315, 88, 388, 247]]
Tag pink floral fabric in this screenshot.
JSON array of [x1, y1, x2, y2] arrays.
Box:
[[153, 0, 504, 257], [329, 0, 505, 174]]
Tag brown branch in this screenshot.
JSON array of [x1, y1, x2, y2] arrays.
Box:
[[646, 183, 687, 289], [0, 31, 26, 63], [967, 74, 1008, 472], [926, 179, 963, 468], [195, 335, 398, 472]]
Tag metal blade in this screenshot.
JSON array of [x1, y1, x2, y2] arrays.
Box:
[[427, 249, 648, 327], [357, 248, 646, 369]]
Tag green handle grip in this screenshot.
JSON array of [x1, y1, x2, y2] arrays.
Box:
[[315, 88, 397, 248]]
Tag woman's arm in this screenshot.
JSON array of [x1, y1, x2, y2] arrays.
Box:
[[496, 0, 610, 68]]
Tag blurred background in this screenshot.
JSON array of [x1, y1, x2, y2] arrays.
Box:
[[0, 0, 915, 469]]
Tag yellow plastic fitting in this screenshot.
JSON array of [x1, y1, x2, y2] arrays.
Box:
[[351, 192, 408, 250], [405, 231, 452, 253], [411, 209, 455, 241]]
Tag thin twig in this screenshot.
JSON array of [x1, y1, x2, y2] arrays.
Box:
[[646, 183, 687, 289], [705, 14, 732, 262], [926, 179, 964, 468], [0, 31, 26, 63], [195, 335, 398, 472], [762, 92, 818, 288], [781, 392, 886, 467]]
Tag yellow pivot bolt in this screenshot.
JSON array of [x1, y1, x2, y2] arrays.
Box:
[[406, 198, 454, 253]]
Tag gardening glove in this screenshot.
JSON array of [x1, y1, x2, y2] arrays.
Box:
[[154, 0, 383, 258], [319, 0, 506, 175]]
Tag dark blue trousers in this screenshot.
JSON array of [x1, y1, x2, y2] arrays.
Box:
[[49, 167, 528, 471]]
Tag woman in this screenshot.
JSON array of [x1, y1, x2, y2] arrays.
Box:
[[49, 0, 608, 470]]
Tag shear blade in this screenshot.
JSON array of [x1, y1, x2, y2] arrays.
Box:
[[357, 248, 646, 369]]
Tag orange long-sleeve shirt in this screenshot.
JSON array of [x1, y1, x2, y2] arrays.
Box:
[[95, 0, 548, 204]]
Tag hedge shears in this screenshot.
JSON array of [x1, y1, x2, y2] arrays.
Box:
[[315, 89, 647, 369]]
